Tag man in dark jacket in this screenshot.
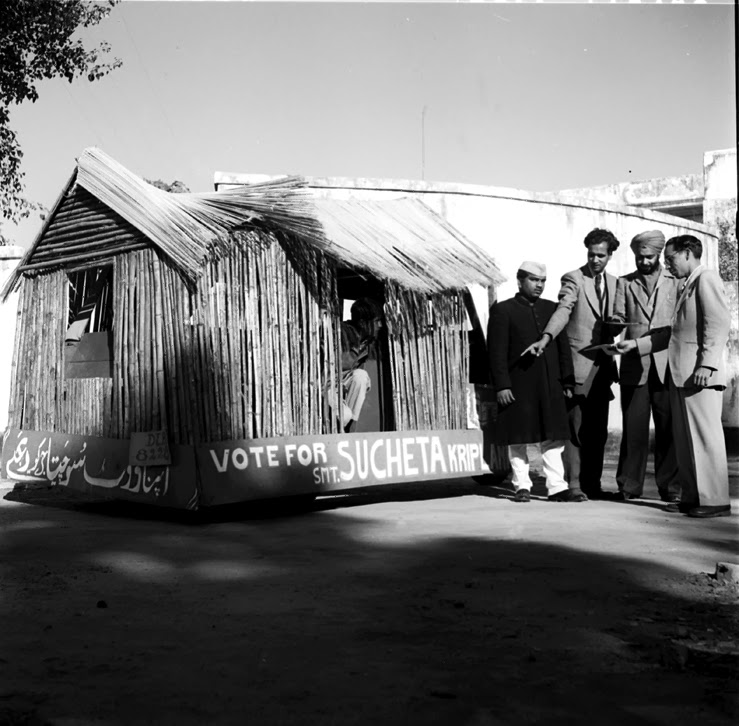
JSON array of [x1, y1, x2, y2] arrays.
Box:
[[488, 262, 586, 503]]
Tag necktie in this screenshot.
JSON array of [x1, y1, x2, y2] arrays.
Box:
[[595, 274, 604, 316]]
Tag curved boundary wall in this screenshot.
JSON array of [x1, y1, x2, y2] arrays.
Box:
[[215, 174, 730, 438]]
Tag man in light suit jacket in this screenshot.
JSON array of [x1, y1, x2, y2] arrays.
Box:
[[611, 230, 682, 502], [524, 228, 620, 499], [617, 235, 731, 518]]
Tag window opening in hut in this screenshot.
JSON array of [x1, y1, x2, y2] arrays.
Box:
[[64, 265, 114, 379], [337, 268, 394, 433]]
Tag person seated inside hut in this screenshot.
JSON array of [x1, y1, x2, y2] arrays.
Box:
[[339, 297, 384, 432]]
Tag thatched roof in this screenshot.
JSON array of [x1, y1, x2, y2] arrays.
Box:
[[310, 196, 505, 293], [3, 147, 503, 299]]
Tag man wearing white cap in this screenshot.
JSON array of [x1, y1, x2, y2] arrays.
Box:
[[611, 230, 682, 503], [488, 261, 586, 502]]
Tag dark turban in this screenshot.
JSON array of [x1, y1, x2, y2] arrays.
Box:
[[630, 230, 665, 254]]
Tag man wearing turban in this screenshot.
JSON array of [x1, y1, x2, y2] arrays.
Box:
[[610, 230, 682, 503], [488, 261, 585, 502]]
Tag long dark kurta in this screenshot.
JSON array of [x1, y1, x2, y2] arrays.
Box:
[[488, 294, 574, 445]]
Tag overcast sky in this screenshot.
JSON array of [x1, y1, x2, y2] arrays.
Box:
[[7, 0, 736, 248]]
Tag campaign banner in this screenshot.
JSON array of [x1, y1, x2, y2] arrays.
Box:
[[197, 428, 490, 506], [1, 429, 199, 510]]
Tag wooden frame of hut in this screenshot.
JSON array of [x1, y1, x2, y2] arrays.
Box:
[[1, 148, 505, 509]]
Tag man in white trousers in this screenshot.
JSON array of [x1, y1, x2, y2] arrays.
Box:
[[488, 261, 586, 503]]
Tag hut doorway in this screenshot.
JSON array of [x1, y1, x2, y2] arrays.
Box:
[[337, 269, 394, 433]]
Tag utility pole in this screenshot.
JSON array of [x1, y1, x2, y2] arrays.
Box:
[[421, 105, 427, 181]]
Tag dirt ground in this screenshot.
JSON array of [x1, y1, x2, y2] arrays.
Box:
[[1, 453, 738, 726]]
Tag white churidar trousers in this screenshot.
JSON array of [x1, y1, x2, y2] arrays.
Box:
[[507, 440, 569, 496]]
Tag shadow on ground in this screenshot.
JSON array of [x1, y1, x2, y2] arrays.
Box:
[[1, 478, 738, 726]]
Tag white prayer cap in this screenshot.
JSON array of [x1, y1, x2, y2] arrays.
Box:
[[518, 261, 546, 277]]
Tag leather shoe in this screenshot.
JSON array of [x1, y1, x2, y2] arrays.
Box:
[[585, 490, 620, 501], [513, 488, 531, 503], [548, 488, 588, 503], [686, 505, 731, 518], [665, 500, 697, 513], [617, 491, 640, 502]]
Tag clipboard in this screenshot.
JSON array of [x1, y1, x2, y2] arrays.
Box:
[[580, 343, 620, 355]]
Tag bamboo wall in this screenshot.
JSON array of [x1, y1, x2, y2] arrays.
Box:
[[8, 231, 473, 442], [8, 270, 115, 436], [385, 282, 469, 431], [108, 231, 343, 444]]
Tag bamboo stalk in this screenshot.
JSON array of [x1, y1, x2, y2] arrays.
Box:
[[18, 241, 150, 272], [35, 230, 146, 256], [41, 216, 135, 240], [237, 244, 251, 439], [171, 266, 195, 444], [133, 251, 144, 432], [306, 263, 317, 433], [250, 247, 263, 437], [236, 246, 248, 439], [144, 250, 155, 430], [26, 277, 40, 429], [266, 244, 278, 436], [39, 275, 50, 431], [53, 270, 66, 431], [50, 205, 127, 228], [209, 259, 226, 441], [6, 278, 28, 428], [230, 246, 248, 439], [296, 264, 308, 435], [220, 254, 235, 439], [132, 252, 143, 433], [122, 254, 131, 436], [272, 241, 287, 436], [111, 256, 122, 436], [151, 251, 168, 434], [32, 229, 147, 254], [161, 263, 182, 443], [288, 260, 302, 435], [195, 283, 215, 441], [51, 196, 110, 217]]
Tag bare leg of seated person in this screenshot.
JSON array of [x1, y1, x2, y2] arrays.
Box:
[[342, 368, 371, 429]]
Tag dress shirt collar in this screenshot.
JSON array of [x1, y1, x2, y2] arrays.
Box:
[[680, 263, 705, 293]]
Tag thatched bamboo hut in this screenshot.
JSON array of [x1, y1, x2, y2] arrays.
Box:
[[1, 148, 504, 509]]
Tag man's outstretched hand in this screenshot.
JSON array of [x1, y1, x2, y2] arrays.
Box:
[[521, 337, 548, 358]]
